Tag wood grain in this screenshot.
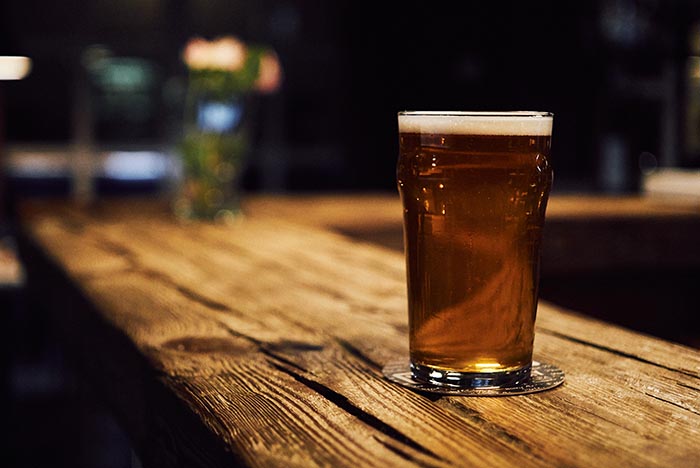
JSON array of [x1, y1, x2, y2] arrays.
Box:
[[245, 192, 700, 272], [18, 198, 700, 468]]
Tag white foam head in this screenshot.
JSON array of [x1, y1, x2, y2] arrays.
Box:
[[398, 111, 553, 136]]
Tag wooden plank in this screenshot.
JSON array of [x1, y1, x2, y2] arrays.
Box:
[[243, 193, 700, 228], [18, 200, 700, 468], [245, 193, 700, 272], [0, 237, 24, 288]]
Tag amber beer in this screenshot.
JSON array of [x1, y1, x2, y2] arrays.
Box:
[[397, 111, 553, 387]]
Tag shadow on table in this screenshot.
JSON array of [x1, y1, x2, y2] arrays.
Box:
[[336, 225, 700, 350]]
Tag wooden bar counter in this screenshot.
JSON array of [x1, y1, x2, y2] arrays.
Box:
[[16, 194, 700, 468]]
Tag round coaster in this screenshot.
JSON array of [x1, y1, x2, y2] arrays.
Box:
[[382, 359, 564, 396]]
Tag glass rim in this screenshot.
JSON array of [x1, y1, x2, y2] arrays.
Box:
[[398, 110, 553, 118]]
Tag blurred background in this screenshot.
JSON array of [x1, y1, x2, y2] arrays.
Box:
[[2, 0, 700, 198], [1, 0, 700, 466]]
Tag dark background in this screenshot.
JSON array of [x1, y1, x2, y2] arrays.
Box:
[[2, 0, 700, 195]]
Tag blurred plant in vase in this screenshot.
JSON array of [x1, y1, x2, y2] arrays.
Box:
[[174, 36, 282, 221]]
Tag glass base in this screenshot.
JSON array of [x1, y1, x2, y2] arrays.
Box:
[[173, 196, 244, 224], [410, 361, 532, 388], [383, 359, 564, 396]]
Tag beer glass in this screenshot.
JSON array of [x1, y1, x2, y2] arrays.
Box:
[[395, 111, 554, 391]]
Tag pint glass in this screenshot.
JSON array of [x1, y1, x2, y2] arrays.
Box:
[[397, 111, 553, 388]]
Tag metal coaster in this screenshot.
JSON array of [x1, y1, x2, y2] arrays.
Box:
[[382, 359, 564, 396]]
